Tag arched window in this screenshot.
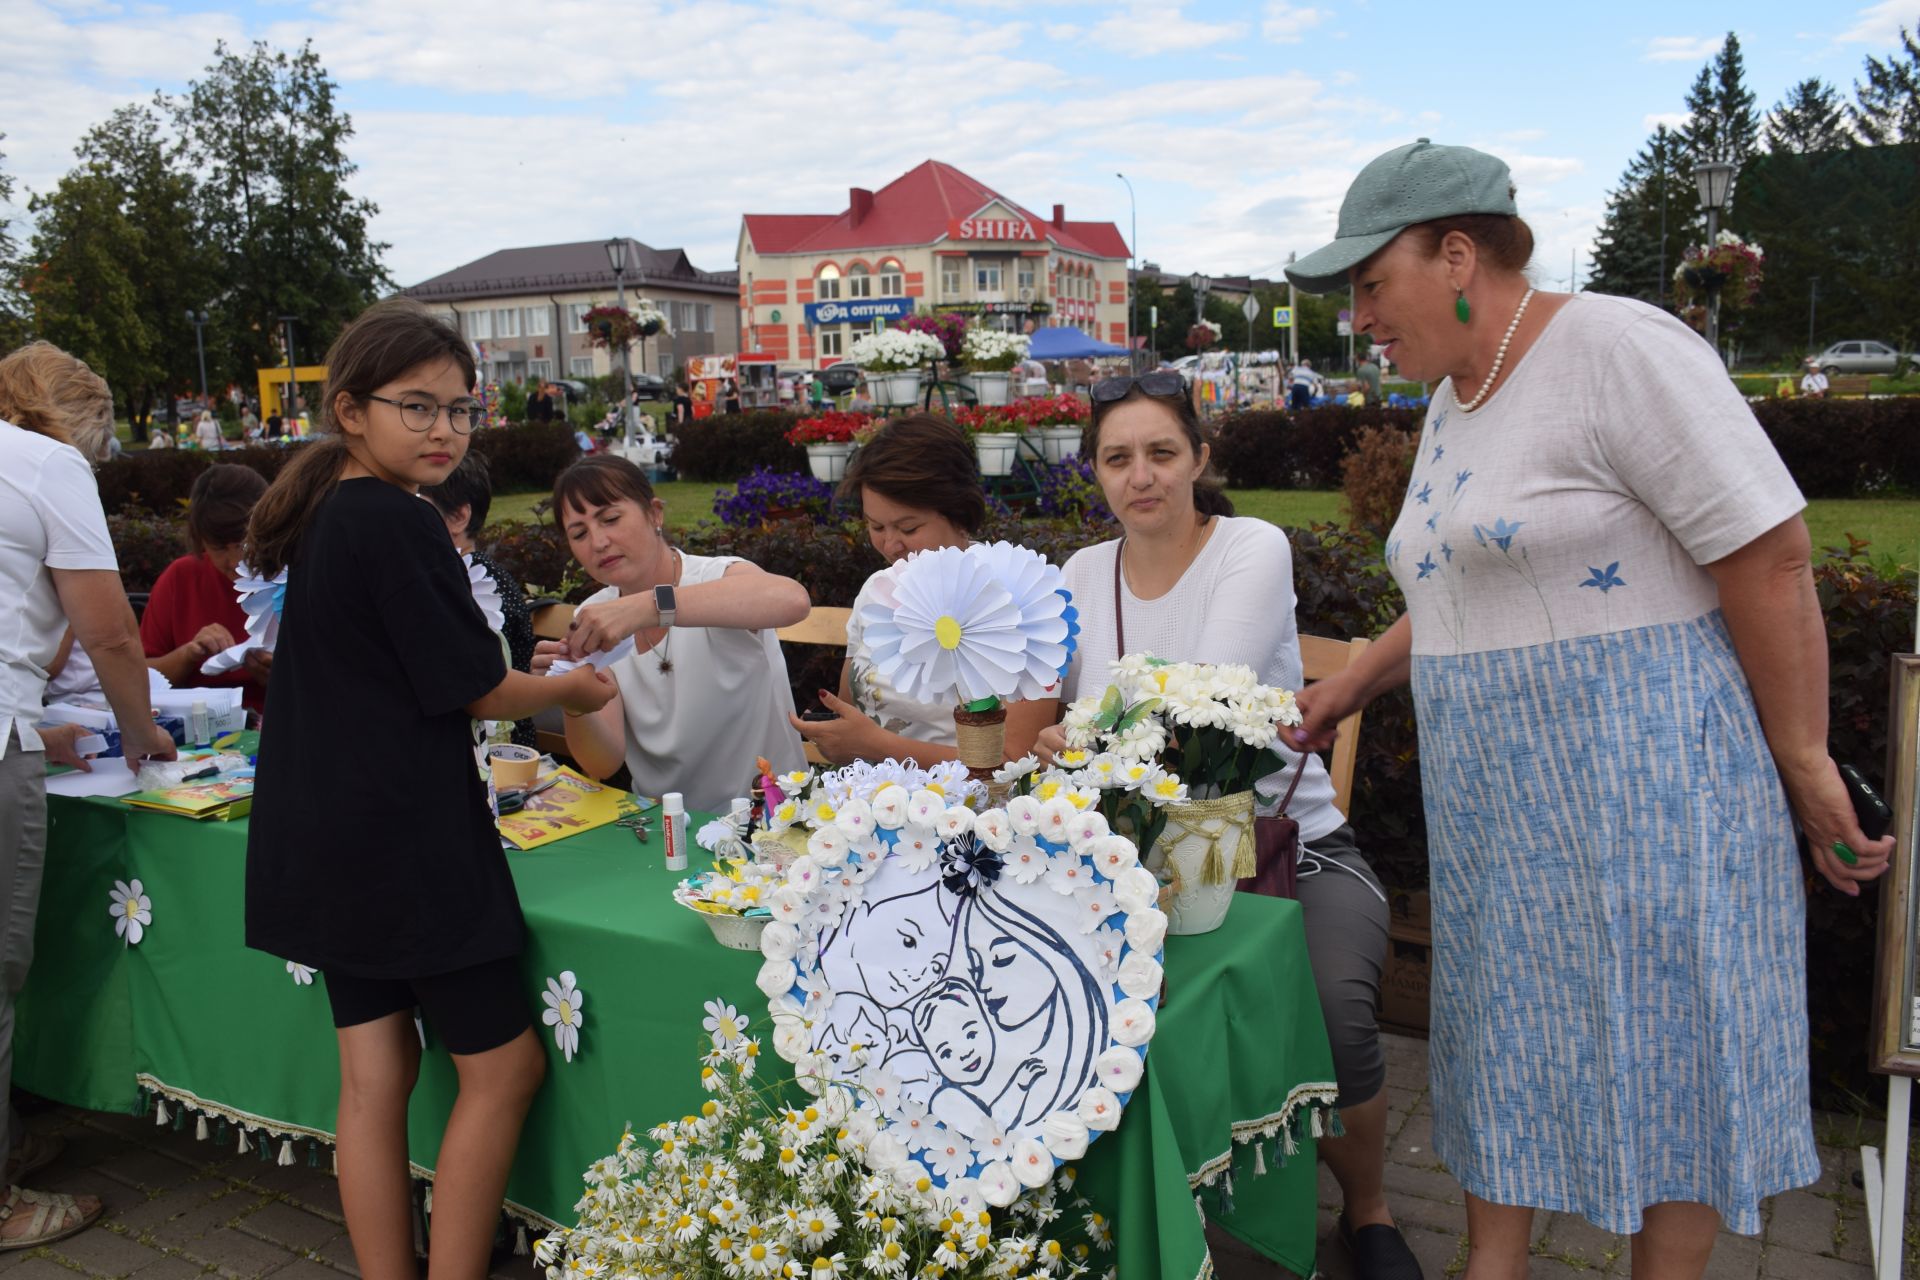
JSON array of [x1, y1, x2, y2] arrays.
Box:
[[847, 263, 873, 299], [817, 264, 841, 301], [878, 261, 904, 296]]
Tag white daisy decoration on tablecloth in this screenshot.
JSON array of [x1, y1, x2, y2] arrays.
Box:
[[857, 542, 1075, 705], [542, 971, 585, 1062], [702, 999, 746, 1047], [108, 879, 151, 946], [463, 554, 505, 633], [760, 765, 1165, 1192], [199, 564, 288, 675], [287, 962, 316, 986]]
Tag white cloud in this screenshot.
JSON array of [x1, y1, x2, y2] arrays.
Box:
[[1086, 3, 1248, 54], [1836, 0, 1919, 44], [1642, 35, 1722, 62], [1263, 1, 1330, 43], [1643, 111, 1691, 131]]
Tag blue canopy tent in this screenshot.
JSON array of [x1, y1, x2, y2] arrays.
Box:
[[1027, 327, 1131, 360]]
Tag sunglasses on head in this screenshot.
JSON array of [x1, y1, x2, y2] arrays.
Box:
[[1090, 372, 1188, 404]]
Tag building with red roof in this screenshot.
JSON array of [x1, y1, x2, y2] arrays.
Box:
[[736, 160, 1131, 368]]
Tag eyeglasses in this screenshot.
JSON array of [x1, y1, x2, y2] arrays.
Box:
[[1090, 372, 1188, 404], [366, 394, 482, 436]]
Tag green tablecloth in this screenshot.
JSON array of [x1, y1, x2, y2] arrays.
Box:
[[23, 793, 1338, 1279]]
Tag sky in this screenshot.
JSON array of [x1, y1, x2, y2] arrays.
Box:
[[3, 0, 1916, 296]]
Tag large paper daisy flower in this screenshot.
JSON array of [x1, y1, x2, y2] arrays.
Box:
[[858, 542, 1074, 704], [464, 555, 505, 633], [199, 564, 287, 675]]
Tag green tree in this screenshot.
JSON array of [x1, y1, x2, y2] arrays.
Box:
[[1587, 125, 1696, 306], [1765, 78, 1854, 153], [1682, 33, 1761, 165], [1853, 26, 1920, 144], [24, 171, 152, 421], [0, 135, 28, 351], [171, 40, 390, 389]]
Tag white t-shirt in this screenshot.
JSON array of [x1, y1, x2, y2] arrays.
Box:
[[0, 421, 119, 756], [846, 568, 958, 749], [1385, 293, 1806, 657], [1801, 370, 1829, 396], [1060, 517, 1345, 842], [195, 418, 222, 450], [588, 551, 805, 812]]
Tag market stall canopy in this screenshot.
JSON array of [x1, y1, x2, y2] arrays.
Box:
[[1029, 327, 1131, 361]]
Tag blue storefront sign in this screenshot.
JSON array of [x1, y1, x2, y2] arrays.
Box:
[[804, 298, 916, 326]]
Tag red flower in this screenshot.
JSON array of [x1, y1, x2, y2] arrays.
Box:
[[785, 410, 873, 445]]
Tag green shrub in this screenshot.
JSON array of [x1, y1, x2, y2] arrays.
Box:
[[1340, 426, 1419, 541], [1752, 397, 1920, 498], [1209, 406, 1423, 489], [666, 411, 807, 481], [467, 422, 580, 492], [94, 445, 300, 516], [108, 511, 188, 595]]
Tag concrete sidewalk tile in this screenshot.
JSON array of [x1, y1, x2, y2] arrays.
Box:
[[51, 1226, 172, 1278], [1809, 1145, 1854, 1196], [1703, 1234, 1763, 1280], [178, 1226, 299, 1279], [1764, 1189, 1838, 1256], [6, 1259, 94, 1280], [233, 1204, 340, 1255], [41, 1129, 128, 1175], [265, 1263, 348, 1280], [111, 1183, 231, 1238], [1386, 1113, 1433, 1162], [125, 1259, 213, 1280], [1401, 1224, 1464, 1277], [1532, 1260, 1610, 1278], [1830, 1205, 1871, 1266], [1759, 1246, 1873, 1278], [311, 1234, 359, 1278], [1388, 1192, 1468, 1238], [1381, 1160, 1465, 1205], [96, 1149, 201, 1196], [44, 1169, 147, 1220], [150, 1195, 266, 1250], [1539, 1212, 1625, 1269]]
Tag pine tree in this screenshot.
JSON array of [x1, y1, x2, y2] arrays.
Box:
[[1681, 33, 1761, 164], [1765, 78, 1854, 152], [1587, 126, 1696, 308], [0, 135, 25, 350], [1853, 26, 1920, 144]]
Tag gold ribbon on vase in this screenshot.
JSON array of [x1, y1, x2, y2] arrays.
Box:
[[1159, 791, 1258, 885]]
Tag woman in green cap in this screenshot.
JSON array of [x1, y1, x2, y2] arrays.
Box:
[[1287, 139, 1891, 1278]]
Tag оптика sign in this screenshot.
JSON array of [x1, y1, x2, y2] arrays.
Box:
[[804, 298, 917, 325]]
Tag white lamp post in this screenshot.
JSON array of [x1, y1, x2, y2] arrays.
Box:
[[1691, 159, 1735, 363], [605, 237, 636, 452]]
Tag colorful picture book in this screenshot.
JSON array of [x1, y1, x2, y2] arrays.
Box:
[[496, 768, 646, 851], [121, 776, 254, 821]]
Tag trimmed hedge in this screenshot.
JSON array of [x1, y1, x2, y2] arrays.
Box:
[[468, 422, 581, 491], [1209, 407, 1424, 490], [666, 412, 808, 481]]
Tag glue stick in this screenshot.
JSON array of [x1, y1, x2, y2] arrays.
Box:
[[662, 792, 688, 871]]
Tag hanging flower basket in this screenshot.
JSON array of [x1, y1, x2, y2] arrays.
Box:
[[1038, 424, 1084, 462], [805, 441, 855, 482], [969, 372, 1013, 406], [975, 431, 1019, 476], [1671, 231, 1765, 334], [868, 371, 924, 408]]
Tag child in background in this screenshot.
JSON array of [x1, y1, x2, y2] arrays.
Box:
[[141, 464, 269, 715], [243, 299, 614, 1280]]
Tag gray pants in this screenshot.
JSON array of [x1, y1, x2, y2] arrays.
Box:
[[1296, 825, 1390, 1109], [0, 732, 49, 1166]]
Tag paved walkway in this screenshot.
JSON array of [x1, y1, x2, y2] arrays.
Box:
[[1, 1032, 1902, 1278]]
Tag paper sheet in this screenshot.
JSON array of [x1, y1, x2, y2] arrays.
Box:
[[547, 637, 635, 675], [45, 766, 143, 799]]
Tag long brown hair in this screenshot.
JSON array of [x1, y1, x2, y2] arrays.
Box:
[[1084, 383, 1234, 519], [245, 299, 476, 577]]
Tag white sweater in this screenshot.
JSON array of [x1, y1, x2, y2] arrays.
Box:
[[1060, 517, 1345, 842]]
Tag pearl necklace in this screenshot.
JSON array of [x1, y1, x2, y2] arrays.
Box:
[[1456, 287, 1536, 413]]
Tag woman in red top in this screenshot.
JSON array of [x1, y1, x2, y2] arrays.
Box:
[[141, 464, 269, 712]]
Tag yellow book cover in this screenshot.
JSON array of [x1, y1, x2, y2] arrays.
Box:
[[497, 768, 643, 851], [122, 776, 254, 821]]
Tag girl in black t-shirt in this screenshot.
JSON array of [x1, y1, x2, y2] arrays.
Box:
[[243, 299, 614, 1280]]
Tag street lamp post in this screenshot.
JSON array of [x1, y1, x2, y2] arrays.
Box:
[[185, 309, 210, 405], [277, 315, 298, 431], [1117, 173, 1138, 371], [1807, 276, 1820, 355], [605, 237, 636, 454], [1691, 159, 1735, 365], [1188, 272, 1210, 412]]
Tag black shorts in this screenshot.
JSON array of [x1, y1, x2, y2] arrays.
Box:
[[321, 956, 533, 1056]]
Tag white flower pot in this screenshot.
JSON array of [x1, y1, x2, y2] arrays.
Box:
[[806, 442, 855, 483], [866, 370, 923, 408], [1038, 425, 1084, 463], [1146, 791, 1257, 936], [969, 372, 1012, 406], [975, 433, 1019, 477]]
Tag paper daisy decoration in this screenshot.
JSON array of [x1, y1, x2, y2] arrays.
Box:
[[760, 762, 1165, 1196], [287, 962, 316, 986], [199, 564, 288, 675], [542, 971, 586, 1062], [463, 554, 505, 633], [858, 542, 1075, 706], [108, 879, 152, 946]]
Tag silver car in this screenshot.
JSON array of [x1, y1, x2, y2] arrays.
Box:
[[1814, 340, 1911, 376]]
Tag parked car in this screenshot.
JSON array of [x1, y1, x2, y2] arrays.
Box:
[[630, 373, 668, 401], [553, 379, 592, 405], [1813, 340, 1913, 376], [818, 362, 862, 395]]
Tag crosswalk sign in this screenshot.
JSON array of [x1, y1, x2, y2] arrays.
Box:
[[1273, 306, 1293, 328]]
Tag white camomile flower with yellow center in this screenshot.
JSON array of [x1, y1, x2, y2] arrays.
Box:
[[108, 879, 152, 946], [542, 971, 586, 1062]]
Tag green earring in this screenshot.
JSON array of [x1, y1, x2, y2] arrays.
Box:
[[1455, 291, 1471, 324]]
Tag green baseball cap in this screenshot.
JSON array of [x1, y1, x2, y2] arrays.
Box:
[[1285, 139, 1517, 294]]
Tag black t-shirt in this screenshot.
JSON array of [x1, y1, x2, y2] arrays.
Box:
[[246, 478, 515, 977]]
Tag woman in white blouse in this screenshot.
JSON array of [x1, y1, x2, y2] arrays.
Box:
[[535, 455, 809, 811], [794, 414, 1055, 767]]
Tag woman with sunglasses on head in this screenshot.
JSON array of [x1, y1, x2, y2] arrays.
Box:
[[1034, 372, 1413, 1279]]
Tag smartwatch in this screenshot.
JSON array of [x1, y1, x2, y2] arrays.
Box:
[[653, 583, 677, 629]]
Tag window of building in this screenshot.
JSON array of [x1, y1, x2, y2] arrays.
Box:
[[494, 308, 521, 339], [847, 264, 872, 299], [466, 309, 492, 340], [879, 263, 903, 296], [941, 261, 963, 296], [1017, 262, 1035, 294], [528, 359, 552, 380], [569, 356, 595, 376], [699, 303, 714, 332], [567, 304, 590, 333], [817, 264, 841, 301], [976, 264, 1003, 294], [820, 328, 844, 358], [524, 306, 550, 337]]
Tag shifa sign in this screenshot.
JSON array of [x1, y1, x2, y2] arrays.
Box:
[[947, 218, 1042, 242]]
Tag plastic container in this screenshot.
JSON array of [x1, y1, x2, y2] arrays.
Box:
[[188, 700, 210, 747], [663, 792, 688, 871]]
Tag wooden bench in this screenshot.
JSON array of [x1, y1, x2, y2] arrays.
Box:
[[1830, 374, 1873, 398], [1298, 633, 1371, 820]]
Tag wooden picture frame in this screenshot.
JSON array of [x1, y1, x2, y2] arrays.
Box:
[[1871, 653, 1920, 1076]]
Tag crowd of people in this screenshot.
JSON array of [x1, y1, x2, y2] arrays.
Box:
[[0, 138, 1897, 1280]]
